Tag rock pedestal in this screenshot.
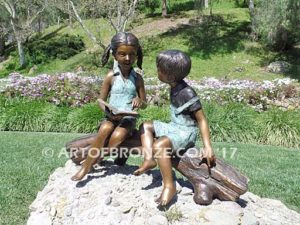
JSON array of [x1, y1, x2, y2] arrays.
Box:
[[27, 160, 300, 225]]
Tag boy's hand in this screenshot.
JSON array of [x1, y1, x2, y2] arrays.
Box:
[[132, 96, 144, 109], [201, 147, 216, 168]]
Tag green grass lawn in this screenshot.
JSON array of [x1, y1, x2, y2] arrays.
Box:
[[0, 131, 299, 224]]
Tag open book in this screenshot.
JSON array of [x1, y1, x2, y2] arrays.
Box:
[[98, 99, 139, 118]]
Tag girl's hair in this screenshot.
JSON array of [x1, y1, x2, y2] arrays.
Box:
[[101, 32, 143, 69], [156, 50, 191, 82]]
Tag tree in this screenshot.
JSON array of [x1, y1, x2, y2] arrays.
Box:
[[162, 0, 167, 17], [252, 0, 300, 50], [0, 0, 47, 67], [50, 0, 140, 50], [0, 7, 10, 56]]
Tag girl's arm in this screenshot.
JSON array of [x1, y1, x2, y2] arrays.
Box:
[[99, 71, 114, 101], [132, 74, 147, 109], [194, 109, 215, 167]]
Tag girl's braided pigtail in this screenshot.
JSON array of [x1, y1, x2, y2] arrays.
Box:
[[101, 44, 111, 67], [136, 45, 143, 70]]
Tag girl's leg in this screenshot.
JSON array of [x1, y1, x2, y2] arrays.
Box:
[[134, 121, 157, 175], [107, 126, 130, 148], [153, 136, 176, 206], [71, 121, 115, 181]]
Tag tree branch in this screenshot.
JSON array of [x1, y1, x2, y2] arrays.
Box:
[[69, 0, 106, 49]]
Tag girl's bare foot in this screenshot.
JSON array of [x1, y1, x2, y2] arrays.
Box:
[[155, 184, 177, 206], [71, 163, 91, 181], [133, 159, 157, 176]]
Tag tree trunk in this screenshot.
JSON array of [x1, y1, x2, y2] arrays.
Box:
[[249, 0, 256, 39], [205, 0, 209, 8], [16, 38, 26, 67], [162, 0, 167, 17], [0, 36, 5, 56], [10, 19, 26, 67], [38, 17, 42, 34], [0, 26, 5, 56], [249, 0, 255, 25]]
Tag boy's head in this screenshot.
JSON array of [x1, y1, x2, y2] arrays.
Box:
[[156, 50, 191, 83]]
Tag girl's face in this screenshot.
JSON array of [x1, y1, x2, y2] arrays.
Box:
[[114, 45, 138, 71]]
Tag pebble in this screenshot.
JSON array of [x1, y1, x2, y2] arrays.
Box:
[[64, 207, 72, 217], [181, 187, 193, 195], [112, 200, 120, 207], [147, 215, 168, 225], [50, 207, 57, 217], [241, 211, 259, 225], [105, 196, 112, 205]]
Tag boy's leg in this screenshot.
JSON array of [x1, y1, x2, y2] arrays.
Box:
[[134, 121, 157, 176], [71, 121, 115, 181], [153, 136, 176, 206]]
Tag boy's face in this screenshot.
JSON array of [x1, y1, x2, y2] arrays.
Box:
[[157, 67, 174, 84]]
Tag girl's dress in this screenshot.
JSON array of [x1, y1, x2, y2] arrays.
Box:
[[153, 80, 201, 152], [106, 64, 138, 132]]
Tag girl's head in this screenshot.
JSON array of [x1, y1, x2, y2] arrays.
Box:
[[156, 50, 191, 83], [102, 32, 143, 69]]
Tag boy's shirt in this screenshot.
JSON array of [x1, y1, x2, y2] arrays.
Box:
[[170, 80, 202, 117]]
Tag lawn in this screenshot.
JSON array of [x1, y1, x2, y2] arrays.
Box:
[[0, 131, 299, 225]]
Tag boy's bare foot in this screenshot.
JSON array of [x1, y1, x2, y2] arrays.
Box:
[[155, 185, 177, 206], [71, 164, 91, 181], [133, 159, 157, 176]]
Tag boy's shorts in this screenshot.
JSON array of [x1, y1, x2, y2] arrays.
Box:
[[153, 120, 198, 153]]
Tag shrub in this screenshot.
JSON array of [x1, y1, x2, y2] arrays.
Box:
[[27, 34, 85, 64], [253, 0, 300, 50], [204, 102, 260, 143], [1, 97, 299, 148], [66, 103, 103, 133], [258, 109, 300, 147]]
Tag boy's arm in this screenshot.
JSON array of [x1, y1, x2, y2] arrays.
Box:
[[132, 74, 147, 109], [194, 109, 215, 167]]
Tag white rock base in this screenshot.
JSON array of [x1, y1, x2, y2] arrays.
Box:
[[27, 160, 300, 225]]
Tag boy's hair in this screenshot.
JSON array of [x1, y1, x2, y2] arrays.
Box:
[[101, 32, 143, 69], [156, 50, 191, 81]]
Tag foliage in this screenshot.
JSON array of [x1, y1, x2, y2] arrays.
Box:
[[0, 96, 299, 148], [27, 34, 85, 64], [165, 206, 183, 223], [138, 0, 161, 15], [0, 97, 103, 133], [253, 0, 300, 50]]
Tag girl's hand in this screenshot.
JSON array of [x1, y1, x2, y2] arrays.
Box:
[[110, 115, 123, 121], [201, 147, 216, 168], [132, 96, 144, 109]]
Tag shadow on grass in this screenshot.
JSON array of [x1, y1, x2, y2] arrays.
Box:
[[169, 0, 196, 14], [159, 14, 250, 59], [40, 24, 68, 41]]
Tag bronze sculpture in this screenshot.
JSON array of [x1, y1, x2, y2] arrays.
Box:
[[71, 32, 146, 181], [69, 49, 248, 206]]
